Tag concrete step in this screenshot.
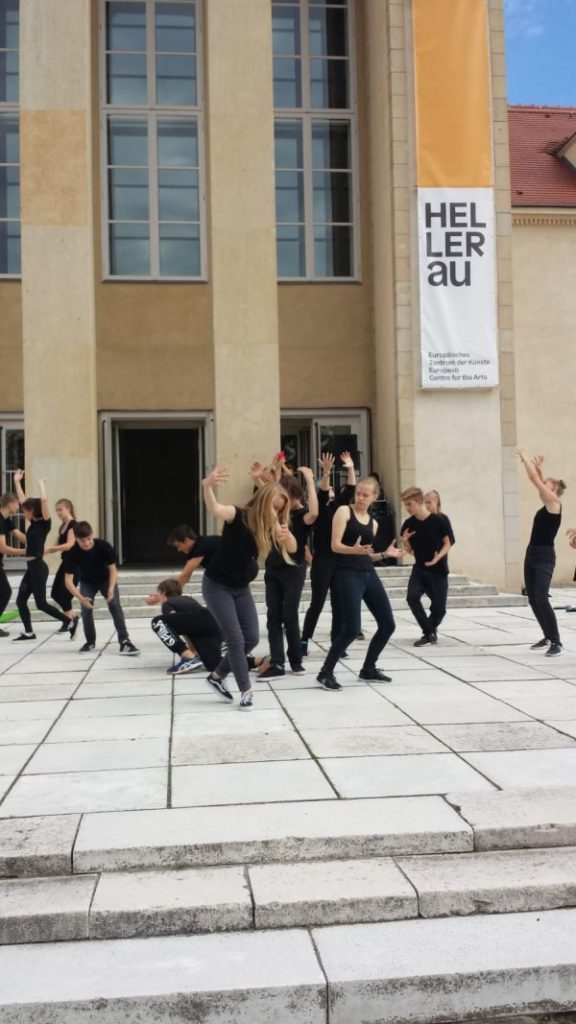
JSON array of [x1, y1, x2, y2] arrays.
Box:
[[1, 909, 576, 1022], [113, 583, 500, 606], [2, 846, 576, 946]]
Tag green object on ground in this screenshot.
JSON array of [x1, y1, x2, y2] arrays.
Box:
[[0, 610, 19, 623]]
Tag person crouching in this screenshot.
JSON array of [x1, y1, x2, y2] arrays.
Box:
[[151, 578, 224, 683]]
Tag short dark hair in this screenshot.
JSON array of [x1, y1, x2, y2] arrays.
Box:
[[157, 578, 183, 598], [285, 477, 304, 502], [73, 521, 94, 539], [167, 525, 197, 546], [22, 498, 42, 518], [0, 492, 17, 509]]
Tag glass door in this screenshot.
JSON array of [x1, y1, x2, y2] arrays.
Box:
[[0, 420, 26, 565], [313, 411, 369, 488]]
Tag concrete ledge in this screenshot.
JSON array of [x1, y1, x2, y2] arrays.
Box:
[[447, 787, 576, 850], [0, 816, 80, 878], [0, 875, 97, 944]]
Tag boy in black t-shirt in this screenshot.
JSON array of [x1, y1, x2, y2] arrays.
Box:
[[145, 526, 221, 607], [400, 487, 451, 647], [64, 522, 139, 655], [150, 578, 224, 678]]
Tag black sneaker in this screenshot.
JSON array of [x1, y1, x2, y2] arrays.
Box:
[[0, 628, 10, 638], [546, 643, 563, 657], [356, 631, 366, 640], [429, 631, 438, 644], [79, 642, 95, 653], [239, 690, 253, 711], [57, 622, 70, 634], [206, 672, 234, 701], [290, 663, 306, 676], [12, 633, 36, 642], [531, 638, 549, 650], [317, 670, 342, 691], [359, 667, 392, 682], [69, 616, 80, 641], [258, 663, 285, 679], [414, 634, 433, 647], [119, 640, 140, 656], [300, 639, 309, 657]]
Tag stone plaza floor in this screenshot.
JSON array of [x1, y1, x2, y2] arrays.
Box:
[[1, 589, 576, 819]]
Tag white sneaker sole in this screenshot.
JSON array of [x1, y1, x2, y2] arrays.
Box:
[[205, 677, 233, 702]]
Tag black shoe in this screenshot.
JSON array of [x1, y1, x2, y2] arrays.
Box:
[[429, 632, 438, 644], [57, 622, 70, 634], [531, 638, 549, 650], [206, 672, 234, 701], [340, 651, 349, 659], [546, 643, 563, 657], [356, 631, 366, 641], [119, 640, 140, 656], [12, 633, 36, 642], [317, 670, 342, 691], [413, 634, 434, 647], [359, 667, 392, 682], [290, 663, 306, 676], [258, 663, 285, 679], [79, 642, 95, 653], [239, 690, 253, 711], [300, 639, 309, 657], [0, 628, 10, 638], [566, 606, 576, 613], [69, 616, 80, 641]]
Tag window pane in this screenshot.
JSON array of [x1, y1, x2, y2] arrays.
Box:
[[159, 222, 200, 276], [272, 6, 300, 56], [109, 167, 149, 220], [157, 119, 197, 167], [0, 115, 19, 164], [313, 170, 351, 223], [314, 224, 352, 276], [274, 121, 303, 169], [0, 166, 19, 218], [0, 220, 21, 275], [158, 168, 199, 220], [156, 54, 196, 105], [277, 225, 305, 277], [110, 222, 150, 275], [310, 58, 348, 108], [107, 52, 147, 105], [309, 7, 347, 56], [108, 119, 148, 166], [106, 1, 146, 51], [156, 2, 196, 52], [0, 0, 18, 49], [312, 121, 350, 168], [276, 170, 304, 222], [273, 57, 301, 108], [0, 51, 18, 104]]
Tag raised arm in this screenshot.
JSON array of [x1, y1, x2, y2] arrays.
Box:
[[331, 505, 373, 556], [340, 451, 357, 487], [36, 478, 50, 520], [516, 449, 561, 512], [318, 452, 335, 492], [202, 467, 236, 524], [12, 468, 26, 505], [298, 466, 319, 525]]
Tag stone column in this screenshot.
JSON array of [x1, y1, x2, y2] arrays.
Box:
[[204, 0, 281, 501], [19, 0, 99, 528]]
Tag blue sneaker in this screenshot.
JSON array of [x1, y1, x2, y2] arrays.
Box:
[[167, 657, 202, 676]]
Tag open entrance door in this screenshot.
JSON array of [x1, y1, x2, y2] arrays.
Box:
[[281, 409, 370, 493]]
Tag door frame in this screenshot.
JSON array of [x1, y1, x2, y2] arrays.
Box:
[[281, 408, 371, 477], [99, 412, 215, 564], [0, 415, 26, 570]]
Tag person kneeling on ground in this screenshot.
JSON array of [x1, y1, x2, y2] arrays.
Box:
[[151, 578, 224, 678], [64, 522, 139, 655]]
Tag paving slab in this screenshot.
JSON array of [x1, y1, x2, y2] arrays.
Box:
[[0, 873, 97, 944], [381, 697, 529, 724], [462, 748, 576, 789], [174, 691, 280, 713], [288, 703, 412, 729], [446, 787, 576, 850], [397, 846, 576, 917], [74, 796, 473, 872], [171, 731, 310, 766], [172, 759, 336, 807], [0, 701, 65, 722], [433, 655, 551, 682], [172, 710, 292, 736], [0, 778, 14, 802], [427, 721, 576, 751], [0, 684, 78, 703], [486, 695, 576, 720], [313, 908, 576, 1024], [62, 695, 171, 718], [90, 865, 251, 938], [250, 857, 417, 928], [24, 738, 169, 775], [0, 815, 80, 877], [300, 725, 448, 758], [0, 720, 53, 746], [548, 720, 576, 740], [321, 753, 495, 798], [75, 680, 172, 698], [0, 767, 168, 817], [0, 746, 35, 774], [0, 929, 326, 1023], [45, 713, 171, 743]]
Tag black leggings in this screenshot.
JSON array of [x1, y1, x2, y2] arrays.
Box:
[[322, 568, 396, 675], [151, 612, 222, 671], [524, 545, 560, 645], [51, 562, 74, 613], [17, 560, 70, 633], [0, 567, 12, 618], [406, 565, 448, 635], [265, 563, 307, 667], [302, 555, 342, 643]]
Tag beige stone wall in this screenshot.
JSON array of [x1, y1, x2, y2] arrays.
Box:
[[0, 283, 23, 410], [513, 213, 576, 586]]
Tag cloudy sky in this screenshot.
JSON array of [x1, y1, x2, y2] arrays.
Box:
[[504, 0, 576, 105]]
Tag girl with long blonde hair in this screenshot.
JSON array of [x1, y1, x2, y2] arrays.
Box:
[[202, 468, 296, 710]]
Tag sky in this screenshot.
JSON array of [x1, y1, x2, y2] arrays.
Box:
[[504, 0, 576, 106]]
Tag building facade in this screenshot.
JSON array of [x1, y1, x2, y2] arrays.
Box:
[[0, 0, 558, 585]]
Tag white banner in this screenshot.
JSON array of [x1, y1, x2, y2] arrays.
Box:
[[418, 187, 499, 389]]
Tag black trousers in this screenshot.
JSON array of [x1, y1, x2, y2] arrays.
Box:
[[406, 565, 448, 635], [322, 568, 396, 674], [0, 566, 12, 618], [524, 544, 560, 645], [302, 555, 342, 643], [265, 563, 307, 667], [151, 612, 222, 671], [51, 562, 74, 613], [17, 560, 70, 633]]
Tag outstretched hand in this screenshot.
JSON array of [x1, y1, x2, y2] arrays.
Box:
[[319, 452, 335, 475], [13, 468, 24, 483], [203, 466, 229, 488], [386, 542, 404, 560], [297, 465, 314, 481], [340, 450, 355, 470]]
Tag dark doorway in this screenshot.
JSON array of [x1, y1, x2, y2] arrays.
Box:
[[118, 427, 200, 565]]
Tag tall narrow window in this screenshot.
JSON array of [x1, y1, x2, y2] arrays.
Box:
[[273, 0, 357, 280], [0, 0, 20, 277], [102, 0, 203, 279]]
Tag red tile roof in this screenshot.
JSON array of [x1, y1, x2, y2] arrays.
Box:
[[508, 105, 576, 208]]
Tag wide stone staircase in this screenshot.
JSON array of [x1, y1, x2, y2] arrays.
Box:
[[1, 787, 576, 1022]]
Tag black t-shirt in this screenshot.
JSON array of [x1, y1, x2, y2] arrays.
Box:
[[161, 594, 222, 635], [184, 535, 220, 571], [401, 513, 449, 575], [266, 507, 309, 570], [0, 513, 15, 566], [64, 539, 118, 585], [312, 484, 356, 559], [26, 518, 51, 560], [437, 513, 455, 547], [204, 508, 259, 589]]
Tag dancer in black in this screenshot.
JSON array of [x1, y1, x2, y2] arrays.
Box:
[[401, 486, 451, 647], [567, 528, 576, 612], [424, 490, 456, 548], [0, 492, 24, 638], [45, 499, 80, 636], [145, 526, 220, 607], [317, 477, 402, 690], [202, 468, 296, 710], [150, 578, 223, 677], [517, 449, 565, 656], [12, 471, 74, 641], [260, 466, 318, 678], [301, 451, 356, 655]]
